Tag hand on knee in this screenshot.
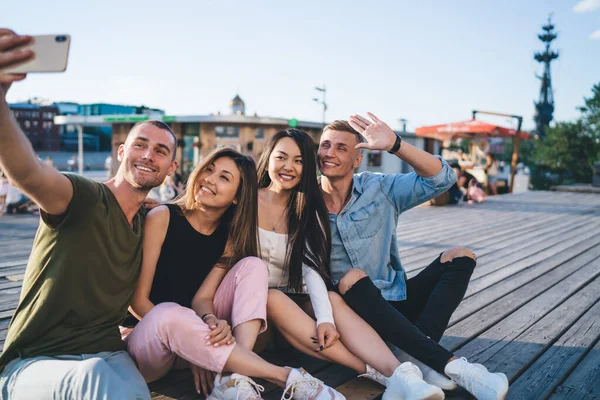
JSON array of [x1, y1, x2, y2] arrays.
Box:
[[338, 269, 368, 295], [441, 247, 477, 263]]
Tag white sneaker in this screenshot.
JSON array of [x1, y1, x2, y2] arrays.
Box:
[[358, 364, 387, 387], [207, 373, 264, 400], [444, 357, 508, 400], [392, 347, 457, 390], [383, 362, 444, 400], [282, 368, 345, 400]]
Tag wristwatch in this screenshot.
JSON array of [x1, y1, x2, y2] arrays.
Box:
[[387, 133, 402, 154]]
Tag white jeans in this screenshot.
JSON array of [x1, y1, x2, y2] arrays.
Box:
[[0, 350, 150, 400]]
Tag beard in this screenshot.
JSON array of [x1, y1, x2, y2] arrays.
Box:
[[126, 165, 165, 192]]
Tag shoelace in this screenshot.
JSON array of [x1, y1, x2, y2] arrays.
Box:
[[281, 376, 322, 400], [453, 357, 487, 394], [234, 376, 265, 400], [398, 363, 424, 384], [358, 366, 386, 386]]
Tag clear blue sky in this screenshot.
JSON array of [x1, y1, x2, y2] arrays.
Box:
[[3, 0, 600, 131]]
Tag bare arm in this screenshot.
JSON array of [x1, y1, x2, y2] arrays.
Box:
[[349, 112, 442, 177], [190, 264, 228, 319], [191, 241, 235, 346], [190, 240, 232, 319], [0, 30, 73, 215], [391, 140, 442, 177], [129, 205, 170, 320]]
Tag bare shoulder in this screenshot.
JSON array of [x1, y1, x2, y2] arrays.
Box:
[[145, 205, 171, 227]]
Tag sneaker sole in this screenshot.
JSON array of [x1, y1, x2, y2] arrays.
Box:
[[424, 376, 457, 391]]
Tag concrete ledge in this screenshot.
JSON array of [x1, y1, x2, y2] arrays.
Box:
[[551, 184, 600, 194]]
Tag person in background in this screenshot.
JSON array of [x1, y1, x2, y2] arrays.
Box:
[[484, 153, 499, 195], [43, 156, 54, 168], [105, 154, 113, 178], [0, 169, 8, 216]]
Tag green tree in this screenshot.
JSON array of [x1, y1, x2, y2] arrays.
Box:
[[531, 82, 600, 185]]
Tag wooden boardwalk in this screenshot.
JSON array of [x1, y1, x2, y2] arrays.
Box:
[[0, 191, 599, 399]]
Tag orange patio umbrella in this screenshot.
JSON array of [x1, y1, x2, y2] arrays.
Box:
[[415, 119, 530, 141], [415, 117, 530, 193]]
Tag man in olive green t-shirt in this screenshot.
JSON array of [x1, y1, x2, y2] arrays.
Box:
[[0, 30, 178, 400]]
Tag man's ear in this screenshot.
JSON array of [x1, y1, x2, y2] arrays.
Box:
[[168, 160, 179, 176], [117, 144, 125, 162], [353, 153, 363, 169]]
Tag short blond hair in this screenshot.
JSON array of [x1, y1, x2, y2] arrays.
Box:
[[323, 120, 364, 144]]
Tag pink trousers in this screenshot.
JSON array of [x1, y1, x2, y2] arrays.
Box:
[[122, 256, 268, 382]]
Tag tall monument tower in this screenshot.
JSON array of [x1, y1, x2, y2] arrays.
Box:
[[534, 16, 559, 137]]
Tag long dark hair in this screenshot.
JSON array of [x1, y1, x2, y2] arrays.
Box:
[[256, 129, 332, 292], [174, 148, 259, 268]]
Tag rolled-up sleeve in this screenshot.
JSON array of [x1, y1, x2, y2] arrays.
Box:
[[381, 157, 456, 213]]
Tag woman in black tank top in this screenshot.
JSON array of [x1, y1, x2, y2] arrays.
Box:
[[122, 148, 345, 400]]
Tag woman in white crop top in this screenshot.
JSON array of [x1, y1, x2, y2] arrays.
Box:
[[255, 129, 406, 389]]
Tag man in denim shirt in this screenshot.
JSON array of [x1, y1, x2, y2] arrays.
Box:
[[318, 113, 509, 400]]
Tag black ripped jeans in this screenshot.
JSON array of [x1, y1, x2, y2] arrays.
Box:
[[341, 255, 476, 374]]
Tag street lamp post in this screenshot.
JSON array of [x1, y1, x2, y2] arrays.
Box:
[[398, 118, 408, 133], [313, 84, 327, 127]]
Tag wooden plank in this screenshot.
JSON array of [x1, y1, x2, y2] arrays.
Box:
[[550, 386, 599, 400], [448, 237, 600, 325], [401, 211, 576, 267], [548, 337, 600, 399], [507, 300, 600, 399], [468, 220, 600, 281], [336, 377, 384, 400], [398, 209, 532, 253], [441, 244, 600, 351], [403, 211, 591, 272], [0, 281, 22, 291], [460, 276, 600, 379], [464, 223, 600, 297], [0, 259, 29, 269]]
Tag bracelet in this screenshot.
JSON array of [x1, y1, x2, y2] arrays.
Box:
[[387, 133, 402, 154], [201, 313, 216, 322]]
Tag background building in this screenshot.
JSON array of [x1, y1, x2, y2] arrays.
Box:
[[54, 95, 430, 177], [10, 102, 60, 151], [9, 100, 165, 152]]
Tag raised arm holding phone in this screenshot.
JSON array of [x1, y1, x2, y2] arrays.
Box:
[[0, 29, 179, 400]]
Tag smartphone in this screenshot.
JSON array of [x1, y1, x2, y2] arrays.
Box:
[[0, 34, 71, 74]]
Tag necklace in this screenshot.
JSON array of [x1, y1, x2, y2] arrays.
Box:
[[271, 210, 287, 233]]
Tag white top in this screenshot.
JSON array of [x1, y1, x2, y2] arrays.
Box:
[[0, 178, 8, 197], [487, 160, 498, 176], [259, 227, 335, 327]]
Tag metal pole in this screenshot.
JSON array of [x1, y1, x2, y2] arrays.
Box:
[[509, 117, 523, 194], [472, 110, 524, 194], [314, 85, 327, 128], [322, 84, 327, 128], [77, 124, 83, 175]]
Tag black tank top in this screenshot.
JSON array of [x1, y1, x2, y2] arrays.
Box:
[[122, 204, 229, 327]]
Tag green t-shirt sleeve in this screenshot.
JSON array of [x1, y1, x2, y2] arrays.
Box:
[[40, 173, 101, 229]]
